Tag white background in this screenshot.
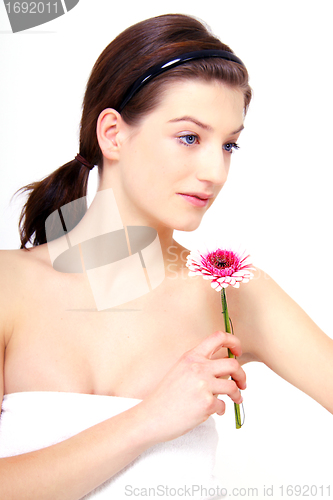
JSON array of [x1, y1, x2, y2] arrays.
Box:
[[0, 1, 332, 498]]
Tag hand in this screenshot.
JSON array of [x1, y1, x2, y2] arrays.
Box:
[[136, 330, 246, 444]]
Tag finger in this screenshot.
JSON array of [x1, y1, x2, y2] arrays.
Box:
[[214, 397, 226, 416], [210, 358, 247, 390], [193, 330, 242, 359], [212, 379, 243, 405]]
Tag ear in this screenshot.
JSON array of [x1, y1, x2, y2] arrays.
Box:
[[96, 108, 123, 161]]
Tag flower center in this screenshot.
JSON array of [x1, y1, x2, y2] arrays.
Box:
[[210, 255, 228, 268]]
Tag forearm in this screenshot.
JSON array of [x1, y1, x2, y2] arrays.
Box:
[[0, 401, 155, 500]]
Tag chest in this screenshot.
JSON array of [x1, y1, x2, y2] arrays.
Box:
[[4, 270, 227, 398]]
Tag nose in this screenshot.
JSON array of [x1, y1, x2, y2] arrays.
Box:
[[196, 145, 229, 187]]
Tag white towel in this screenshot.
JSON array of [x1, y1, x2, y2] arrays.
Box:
[[0, 391, 225, 499]]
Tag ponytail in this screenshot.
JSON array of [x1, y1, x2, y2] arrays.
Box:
[[15, 157, 91, 249]]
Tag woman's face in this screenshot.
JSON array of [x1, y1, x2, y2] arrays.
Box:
[[112, 79, 245, 232]]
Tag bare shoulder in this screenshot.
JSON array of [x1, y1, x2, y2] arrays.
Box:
[[225, 265, 321, 351], [0, 244, 51, 273], [0, 248, 35, 413], [0, 249, 24, 344], [226, 266, 279, 333], [225, 266, 307, 357], [201, 264, 327, 365], [0, 246, 49, 344]]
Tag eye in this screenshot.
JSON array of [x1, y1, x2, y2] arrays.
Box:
[[178, 134, 199, 146], [223, 142, 240, 154]]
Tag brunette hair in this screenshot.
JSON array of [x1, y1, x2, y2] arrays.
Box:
[[16, 13, 252, 249]]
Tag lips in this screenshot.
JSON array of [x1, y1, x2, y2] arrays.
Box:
[[180, 192, 213, 200], [177, 193, 212, 207]]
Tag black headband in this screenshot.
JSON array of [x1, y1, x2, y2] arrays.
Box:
[[118, 49, 245, 112]]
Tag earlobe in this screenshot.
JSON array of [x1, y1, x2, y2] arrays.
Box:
[[96, 108, 122, 161]]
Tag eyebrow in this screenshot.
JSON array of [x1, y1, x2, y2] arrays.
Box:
[[167, 116, 244, 135]]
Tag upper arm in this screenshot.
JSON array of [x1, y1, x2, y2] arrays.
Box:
[[227, 268, 333, 413], [0, 322, 4, 416], [0, 250, 19, 414]]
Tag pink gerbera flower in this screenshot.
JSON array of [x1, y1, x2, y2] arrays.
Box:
[[186, 248, 255, 291], [186, 245, 254, 428]]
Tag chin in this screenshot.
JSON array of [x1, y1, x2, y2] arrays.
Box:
[[170, 217, 203, 232]]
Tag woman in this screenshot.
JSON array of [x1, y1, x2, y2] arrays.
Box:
[[0, 13, 332, 500]]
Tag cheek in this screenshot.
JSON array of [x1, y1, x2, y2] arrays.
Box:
[[127, 132, 161, 176], [124, 127, 184, 191], [225, 156, 232, 174], [121, 153, 165, 202]]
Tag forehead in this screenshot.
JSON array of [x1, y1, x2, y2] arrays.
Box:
[[144, 79, 245, 131]]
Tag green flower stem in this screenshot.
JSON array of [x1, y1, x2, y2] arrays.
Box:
[[221, 288, 242, 429]]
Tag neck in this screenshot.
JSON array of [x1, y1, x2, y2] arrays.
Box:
[[95, 168, 187, 271], [67, 186, 186, 276]]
